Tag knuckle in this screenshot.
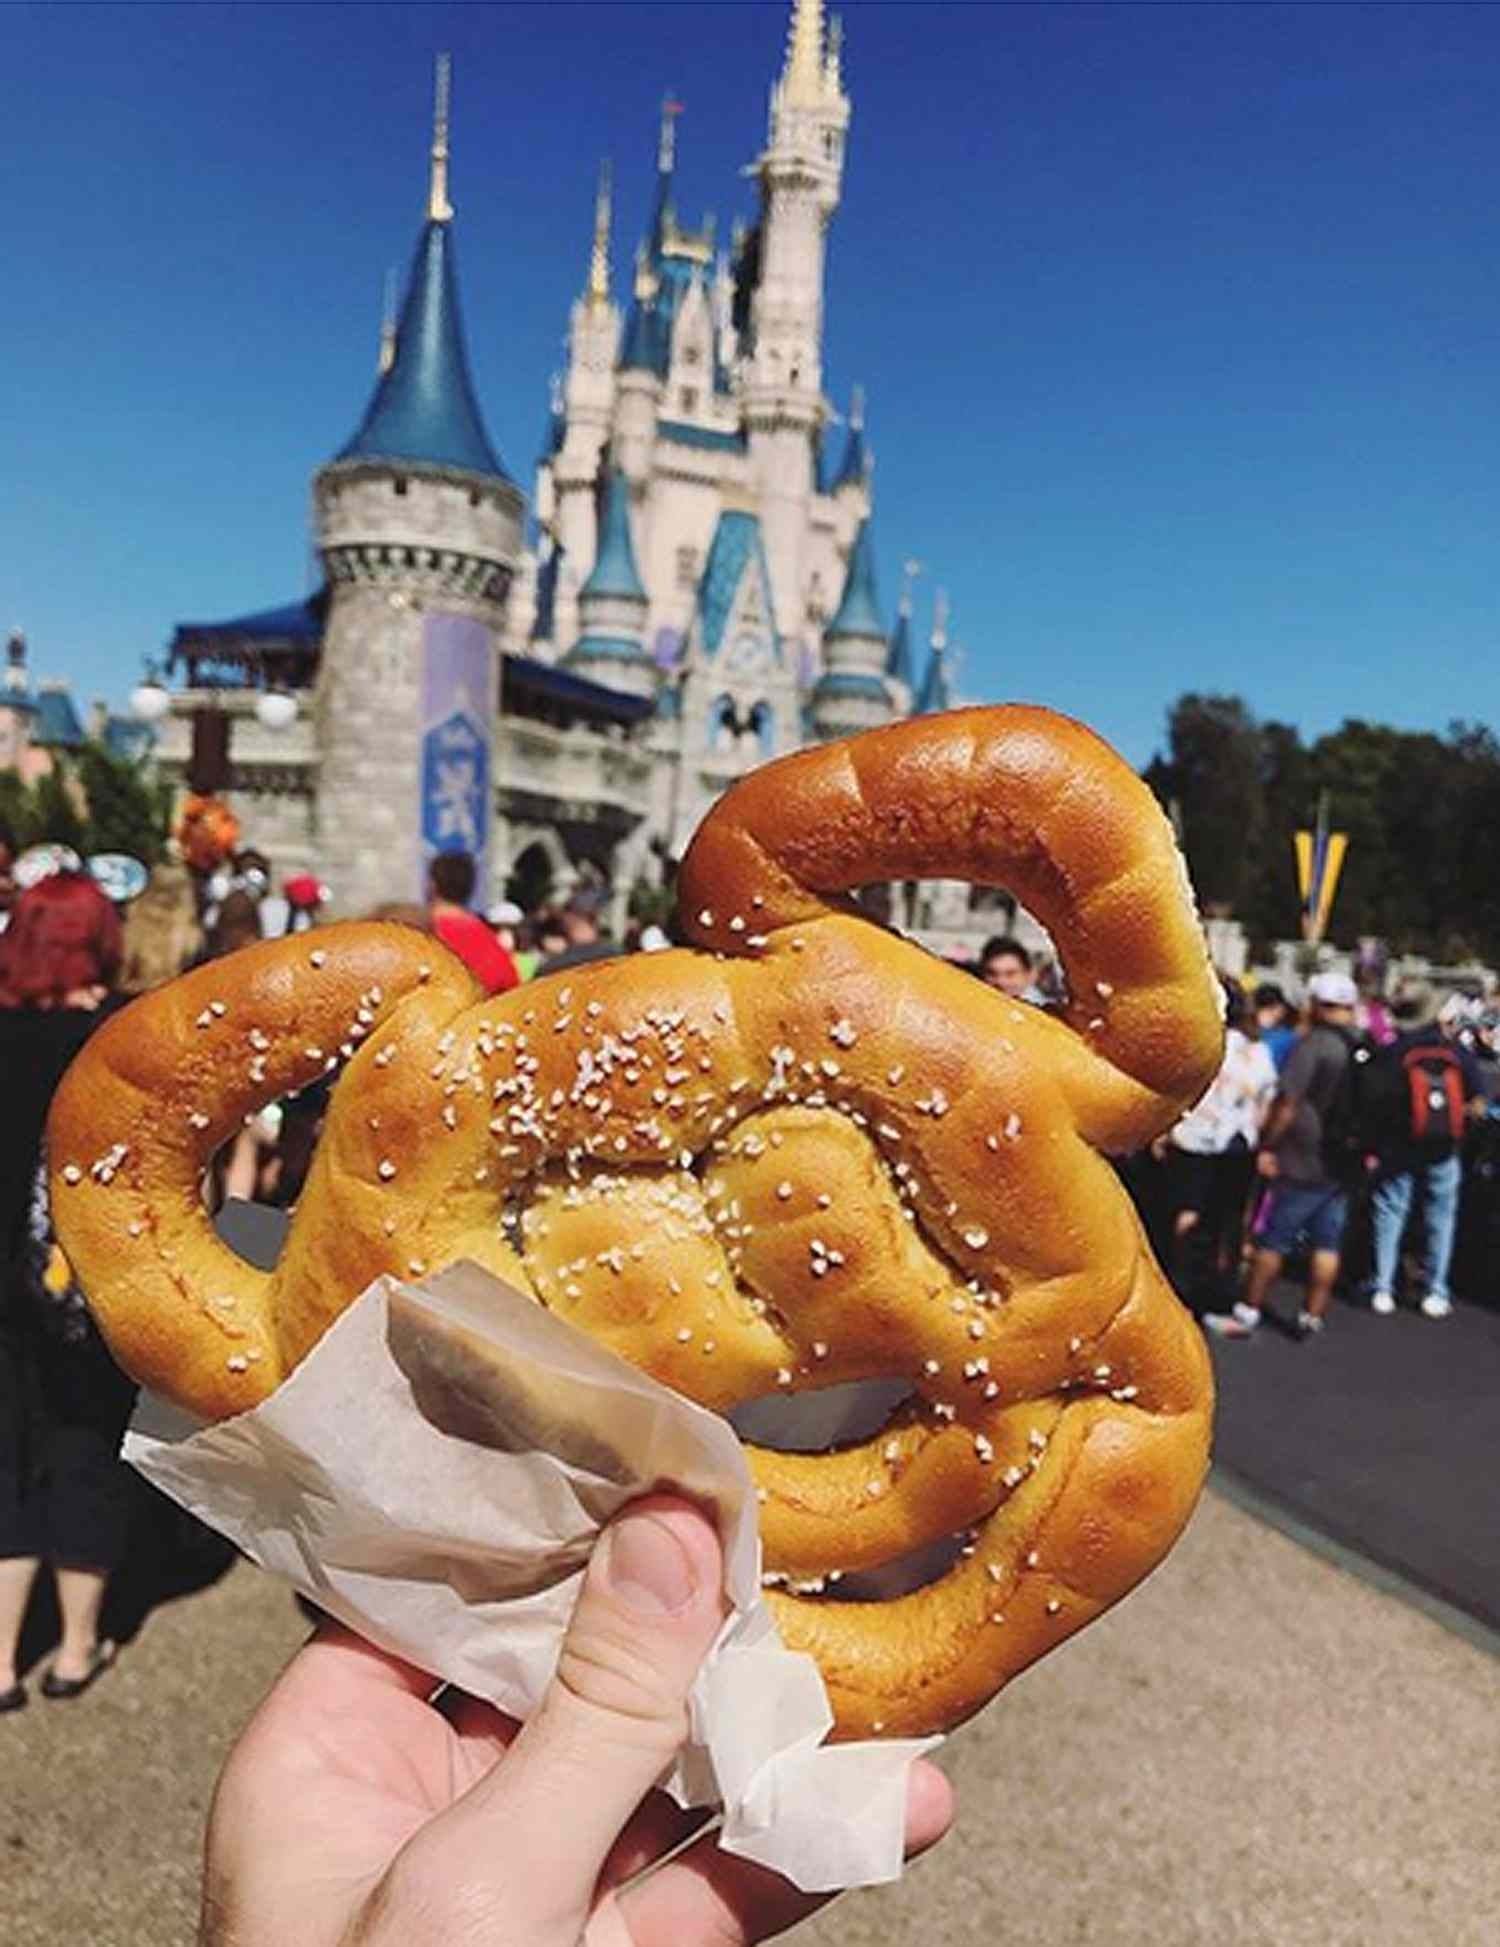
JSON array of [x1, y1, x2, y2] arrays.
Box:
[[555, 1608, 690, 1746]]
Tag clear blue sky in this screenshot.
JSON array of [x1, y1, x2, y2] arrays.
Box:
[[3, 0, 1496, 767]]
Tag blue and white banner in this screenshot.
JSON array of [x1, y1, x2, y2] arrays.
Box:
[[420, 614, 492, 894]]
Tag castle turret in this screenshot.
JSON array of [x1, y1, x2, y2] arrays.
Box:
[[744, 0, 851, 650], [809, 517, 893, 738], [884, 557, 917, 712], [565, 469, 655, 699], [916, 589, 954, 714], [311, 56, 522, 915], [551, 165, 621, 641], [0, 629, 38, 778]]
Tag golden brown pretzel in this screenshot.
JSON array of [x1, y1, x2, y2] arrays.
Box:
[[50, 706, 1221, 1739]]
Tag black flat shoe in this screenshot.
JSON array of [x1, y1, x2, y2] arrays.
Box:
[[0, 1682, 26, 1713], [40, 1641, 115, 1700]]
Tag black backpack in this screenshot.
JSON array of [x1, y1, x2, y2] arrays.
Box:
[[1318, 1029, 1373, 1181], [1358, 1037, 1468, 1159]]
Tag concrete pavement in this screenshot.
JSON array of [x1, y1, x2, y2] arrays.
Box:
[[4, 1480, 1497, 1946]]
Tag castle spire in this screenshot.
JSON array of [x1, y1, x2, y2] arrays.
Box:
[[586, 160, 613, 309], [377, 266, 397, 375], [781, 0, 826, 107], [658, 93, 679, 176], [886, 557, 919, 687], [917, 589, 953, 714], [333, 61, 506, 480], [651, 95, 682, 255], [428, 52, 453, 222], [833, 383, 869, 489], [825, 13, 844, 96], [826, 518, 885, 642]]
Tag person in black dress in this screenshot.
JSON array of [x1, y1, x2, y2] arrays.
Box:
[[0, 870, 135, 1708]]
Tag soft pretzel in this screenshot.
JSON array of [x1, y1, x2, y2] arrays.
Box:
[[49, 705, 1221, 1739]]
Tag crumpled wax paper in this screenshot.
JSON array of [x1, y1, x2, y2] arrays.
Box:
[[124, 1261, 938, 1891]]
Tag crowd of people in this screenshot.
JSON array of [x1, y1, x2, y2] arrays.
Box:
[[1109, 968, 1499, 1340], [1, 821, 1496, 1720]]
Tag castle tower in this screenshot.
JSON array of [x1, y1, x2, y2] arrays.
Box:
[[809, 516, 894, 738], [564, 469, 656, 699], [830, 383, 871, 540], [551, 165, 621, 642], [614, 242, 666, 490], [884, 558, 918, 715], [311, 56, 522, 915], [916, 588, 955, 714], [0, 629, 38, 778], [744, 0, 851, 650]]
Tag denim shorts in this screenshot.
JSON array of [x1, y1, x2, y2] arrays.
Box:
[[1254, 1181, 1349, 1257]]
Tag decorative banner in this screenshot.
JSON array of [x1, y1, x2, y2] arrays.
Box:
[[1294, 792, 1349, 944], [420, 613, 493, 897]]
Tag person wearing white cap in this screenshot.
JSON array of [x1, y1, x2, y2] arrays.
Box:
[[1205, 971, 1360, 1341]]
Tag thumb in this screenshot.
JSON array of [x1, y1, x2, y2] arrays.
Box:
[[430, 1495, 726, 1938]]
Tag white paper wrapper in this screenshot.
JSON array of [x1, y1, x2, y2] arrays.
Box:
[[125, 1261, 937, 1891]]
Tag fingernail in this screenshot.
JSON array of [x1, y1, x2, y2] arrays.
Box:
[[602, 1508, 700, 1616]]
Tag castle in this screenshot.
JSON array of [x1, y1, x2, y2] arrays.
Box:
[[147, 1, 993, 941]]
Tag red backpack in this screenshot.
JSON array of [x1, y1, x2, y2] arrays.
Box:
[[1395, 1041, 1467, 1154]]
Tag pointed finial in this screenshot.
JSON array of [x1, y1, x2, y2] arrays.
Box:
[[633, 241, 656, 301], [825, 13, 844, 95], [931, 587, 950, 651], [587, 160, 613, 308], [900, 558, 922, 618], [782, 0, 826, 106], [849, 382, 864, 432], [658, 93, 682, 176], [549, 370, 564, 416], [377, 266, 397, 375], [428, 52, 453, 222]]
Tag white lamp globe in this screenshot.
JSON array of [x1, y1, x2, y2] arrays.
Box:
[[129, 678, 172, 724], [255, 688, 299, 732]]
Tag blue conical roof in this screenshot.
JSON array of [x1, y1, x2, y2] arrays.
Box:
[[916, 642, 952, 714], [336, 220, 508, 480], [885, 607, 914, 686], [834, 416, 868, 489], [826, 520, 885, 641], [582, 470, 647, 602]]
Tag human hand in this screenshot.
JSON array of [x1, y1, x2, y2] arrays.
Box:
[[200, 1495, 955, 1946]]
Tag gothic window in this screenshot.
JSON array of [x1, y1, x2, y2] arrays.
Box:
[[709, 693, 738, 754], [823, 129, 841, 161], [679, 386, 699, 415], [749, 700, 774, 757], [681, 344, 702, 368], [676, 545, 699, 590]]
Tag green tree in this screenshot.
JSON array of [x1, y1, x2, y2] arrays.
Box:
[[1245, 719, 1310, 948], [29, 763, 88, 854], [1144, 694, 1264, 915], [76, 740, 171, 863]]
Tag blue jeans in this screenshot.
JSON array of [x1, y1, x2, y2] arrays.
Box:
[[1369, 1153, 1463, 1302]]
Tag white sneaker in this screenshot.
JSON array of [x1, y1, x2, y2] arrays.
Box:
[[1204, 1301, 1261, 1339], [1419, 1294, 1453, 1320], [1295, 1310, 1325, 1339], [1370, 1291, 1396, 1316]]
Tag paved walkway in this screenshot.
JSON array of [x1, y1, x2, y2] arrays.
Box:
[[5, 1480, 1497, 1947], [1206, 1286, 1500, 1635]]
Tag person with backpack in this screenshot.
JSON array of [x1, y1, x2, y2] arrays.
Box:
[[1363, 984, 1483, 1319], [1204, 970, 1361, 1342]]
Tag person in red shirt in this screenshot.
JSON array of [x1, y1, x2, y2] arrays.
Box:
[[426, 852, 520, 995]]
